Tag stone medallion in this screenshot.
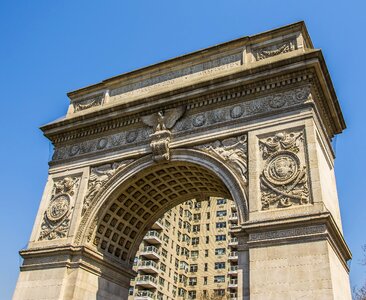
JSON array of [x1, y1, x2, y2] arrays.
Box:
[[46, 194, 70, 222]]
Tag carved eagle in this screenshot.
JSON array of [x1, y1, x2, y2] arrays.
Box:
[[141, 106, 186, 132]]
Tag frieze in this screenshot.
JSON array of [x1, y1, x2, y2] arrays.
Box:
[[249, 225, 327, 242], [83, 161, 132, 215], [253, 39, 296, 61], [196, 135, 247, 184], [259, 130, 310, 210], [52, 86, 311, 162], [110, 53, 242, 100], [173, 85, 312, 133], [39, 176, 80, 240]]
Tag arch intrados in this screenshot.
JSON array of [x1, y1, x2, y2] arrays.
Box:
[[78, 149, 248, 264]]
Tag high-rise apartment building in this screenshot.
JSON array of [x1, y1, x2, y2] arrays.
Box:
[[129, 197, 238, 300]]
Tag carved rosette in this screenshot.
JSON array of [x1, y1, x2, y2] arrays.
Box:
[[82, 161, 132, 215], [39, 176, 79, 240], [196, 135, 247, 184], [259, 131, 309, 210]]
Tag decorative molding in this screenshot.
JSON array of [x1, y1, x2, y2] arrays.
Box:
[[49, 71, 314, 146], [141, 106, 185, 162], [52, 86, 311, 162], [39, 176, 80, 240], [253, 39, 296, 61], [249, 224, 326, 242], [73, 94, 104, 112], [196, 135, 247, 184], [83, 161, 132, 215], [259, 130, 309, 210]]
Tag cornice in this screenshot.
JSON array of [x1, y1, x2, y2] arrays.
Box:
[[43, 50, 342, 149]]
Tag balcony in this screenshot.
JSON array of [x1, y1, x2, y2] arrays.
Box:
[[136, 275, 158, 289], [228, 213, 238, 222], [228, 279, 238, 288], [140, 246, 160, 260], [228, 265, 238, 275], [151, 218, 164, 230], [135, 290, 156, 300], [143, 231, 162, 244], [228, 251, 238, 261], [137, 260, 159, 274], [228, 238, 238, 247]]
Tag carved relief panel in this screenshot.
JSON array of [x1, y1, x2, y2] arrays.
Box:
[[258, 129, 310, 210], [38, 176, 80, 240]]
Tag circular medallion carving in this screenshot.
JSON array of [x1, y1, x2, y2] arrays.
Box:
[[263, 151, 300, 185], [230, 105, 244, 118], [268, 95, 286, 108], [126, 131, 138, 143], [46, 194, 70, 222], [192, 114, 206, 127]]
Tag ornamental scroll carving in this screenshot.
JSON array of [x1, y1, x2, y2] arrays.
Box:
[[141, 106, 185, 162], [39, 176, 79, 240], [73, 93, 104, 112], [196, 135, 247, 184], [253, 39, 296, 61], [82, 161, 132, 215], [259, 130, 309, 210]]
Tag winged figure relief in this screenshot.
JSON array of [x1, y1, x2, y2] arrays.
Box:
[[141, 106, 186, 132]]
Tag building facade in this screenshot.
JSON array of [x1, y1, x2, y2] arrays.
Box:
[[129, 197, 239, 300]]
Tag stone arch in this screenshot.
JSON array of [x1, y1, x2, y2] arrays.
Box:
[[76, 148, 248, 265]]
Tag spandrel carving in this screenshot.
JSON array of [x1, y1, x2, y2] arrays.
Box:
[[83, 161, 132, 215], [196, 135, 247, 184], [39, 176, 80, 240], [259, 131, 309, 210]]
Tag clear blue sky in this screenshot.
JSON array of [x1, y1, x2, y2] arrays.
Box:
[[0, 1, 365, 299]]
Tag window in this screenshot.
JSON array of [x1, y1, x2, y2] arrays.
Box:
[[175, 258, 179, 270], [217, 198, 227, 205], [193, 225, 200, 232], [179, 261, 189, 271], [205, 249, 209, 257], [160, 263, 166, 272], [206, 212, 210, 219], [178, 288, 186, 297], [203, 277, 208, 285], [191, 250, 199, 258], [179, 207, 183, 217], [214, 275, 225, 283], [204, 263, 208, 271], [181, 247, 189, 257], [215, 248, 226, 255], [178, 219, 183, 229], [207, 199, 211, 207], [159, 276, 165, 286], [215, 262, 226, 269], [188, 290, 197, 299], [194, 201, 201, 209], [214, 289, 226, 296], [193, 213, 201, 221], [205, 236, 209, 244], [165, 220, 171, 229], [216, 222, 226, 228], [206, 223, 210, 231], [157, 292, 163, 300], [189, 277, 197, 286], [162, 249, 167, 258], [216, 210, 227, 217], [179, 274, 187, 284], [163, 234, 169, 243], [190, 264, 198, 272], [216, 234, 226, 241], [176, 245, 181, 255], [192, 237, 199, 246]]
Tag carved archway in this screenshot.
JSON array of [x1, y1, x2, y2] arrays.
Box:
[[76, 149, 248, 265]]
